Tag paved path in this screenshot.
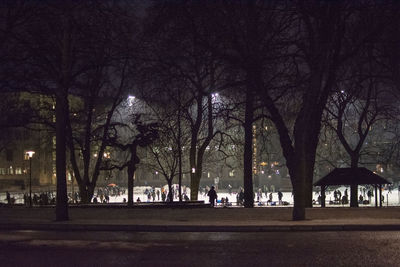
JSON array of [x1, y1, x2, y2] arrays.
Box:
[[1, 206, 400, 231]]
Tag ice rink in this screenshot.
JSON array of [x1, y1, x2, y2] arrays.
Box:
[[1, 185, 399, 207]]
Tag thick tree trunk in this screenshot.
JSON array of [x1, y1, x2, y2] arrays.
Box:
[[350, 184, 358, 207], [79, 185, 95, 204], [292, 176, 306, 221], [243, 89, 254, 208], [127, 145, 138, 207], [167, 180, 173, 203], [291, 154, 310, 220], [78, 184, 89, 203], [55, 93, 69, 221], [190, 173, 200, 201], [350, 159, 359, 207], [304, 152, 316, 208], [293, 117, 320, 209], [127, 164, 134, 207]]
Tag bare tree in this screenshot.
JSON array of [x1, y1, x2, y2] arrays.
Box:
[[59, 2, 138, 204], [138, 4, 229, 201], [104, 110, 158, 206], [187, 0, 385, 219], [325, 65, 394, 207]]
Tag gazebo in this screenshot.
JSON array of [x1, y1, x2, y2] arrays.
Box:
[[314, 167, 392, 207]]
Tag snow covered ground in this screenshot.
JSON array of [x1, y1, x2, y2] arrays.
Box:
[[1, 185, 399, 207]]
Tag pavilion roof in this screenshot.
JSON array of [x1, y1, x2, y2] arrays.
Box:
[[313, 167, 391, 186]]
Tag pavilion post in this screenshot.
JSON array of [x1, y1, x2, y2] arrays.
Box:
[[379, 184, 382, 208], [321, 185, 326, 208], [374, 185, 378, 208]]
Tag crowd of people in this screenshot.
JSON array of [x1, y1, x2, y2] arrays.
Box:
[[7, 191, 57, 206], [2, 183, 396, 207], [202, 185, 286, 207], [92, 186, 126, 204]]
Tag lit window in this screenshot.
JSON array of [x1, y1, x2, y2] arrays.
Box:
[[16, 168, 22, 174]]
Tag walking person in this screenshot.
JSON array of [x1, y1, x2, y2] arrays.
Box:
[[278, 191, 283, 205], [207, 186, 218, 207], [367, 190, 372, 204], [238, 188, 244, 206], [6, 191, 11, 205]]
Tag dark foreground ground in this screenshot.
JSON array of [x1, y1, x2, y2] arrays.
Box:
[[1, 206, 400, 266], [0, 230, 399, 267]]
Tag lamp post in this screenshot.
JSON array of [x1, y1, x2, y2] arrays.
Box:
[[26, 151, 35, 207]]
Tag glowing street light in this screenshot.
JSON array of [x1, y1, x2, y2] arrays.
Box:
[[128, 95, 135, 106], [211, 93, 219, 104], [25, 151, 35, 207]]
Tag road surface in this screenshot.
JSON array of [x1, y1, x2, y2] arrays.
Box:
[[0, 230, 398, 266]]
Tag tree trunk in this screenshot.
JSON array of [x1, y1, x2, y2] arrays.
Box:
[[55, 93, 69, 221], [190, 173, 200, 201], [304, 151, 317, 208], [350, 184, 358, 207], [290, 154, 310, 220], [243, 88, 254, 208], [78, 184, 89, 203], [292, 176, 306, 221], [78, 185, 95, 204], [127, 144, 138, 207], [350, 159, 359, 207], [178, 106, 183, 202], [127, 163, 134, 207], [167, 180, 173, 203]]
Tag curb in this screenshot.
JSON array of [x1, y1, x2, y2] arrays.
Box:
[[1, 223, 400, 232]]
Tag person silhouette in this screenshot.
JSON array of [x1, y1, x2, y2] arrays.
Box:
[[207, 186, 218, 207]]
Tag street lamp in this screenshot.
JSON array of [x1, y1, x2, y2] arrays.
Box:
[[26, 151, 35, 207]]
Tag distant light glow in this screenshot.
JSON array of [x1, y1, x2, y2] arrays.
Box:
[[128, 95, 135, 106], [26, 151, 35, 158], [211, 92, 220, 104]]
